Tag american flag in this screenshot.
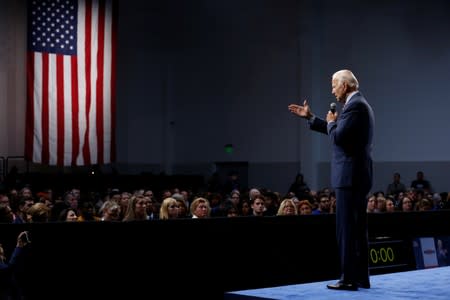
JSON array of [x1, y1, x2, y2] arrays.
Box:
[[26, 0, 117, 166]]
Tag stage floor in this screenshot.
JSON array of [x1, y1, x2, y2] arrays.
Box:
[[224, 266, 450, 300]]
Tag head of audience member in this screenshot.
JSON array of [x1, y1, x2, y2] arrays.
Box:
[[230, 190, 241, 207], [28, 202, 50, 222], [366, 194, 377, 213], [376, 196, 386, 213], [58, 208, 78, 222], [226, 205, 239, 217], [239, 199, 251, 216], [100, 200, 121, 221], [249, 188, 261, 202], [19, 187, 33, 201], [63, 191, 78, 211], [251, 195, 266, 217], [297, 200, 313, 215], [385, 197, 396, 213], [175, 198, 189, 218], [159, 197, 179, 220], [277, 199, 297, 216], [0, 203, 14, 223], [77, 201, 99, 221], [400, 196, 413, 212], [316, 193, 331, 213], [190, 197, 210, 218], [418, 198, 433, 211], [123, 194, 149, 221]]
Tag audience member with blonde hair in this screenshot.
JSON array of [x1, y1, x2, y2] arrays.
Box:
[[159, 197, 179, 220], [190, 197, 210, 218], [277, 199, 298, 216]]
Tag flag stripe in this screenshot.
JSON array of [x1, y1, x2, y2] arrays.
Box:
[[42, 53, 49, 165], [62, 56, 72, 166], [71, 56, 80, 166], [56, 55, 65, 166], [83, 0, 92, 165]]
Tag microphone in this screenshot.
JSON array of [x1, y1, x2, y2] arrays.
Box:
[[330, 102, 336, 114]]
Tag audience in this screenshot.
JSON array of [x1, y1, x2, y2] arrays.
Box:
[[0, 168, 447, 223]]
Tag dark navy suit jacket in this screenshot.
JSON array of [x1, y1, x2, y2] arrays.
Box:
[[310, 92, 374, 193]]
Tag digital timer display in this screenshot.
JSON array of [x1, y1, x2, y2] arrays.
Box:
[[368, 237, 415, 274], [370, 247, 395, 264]]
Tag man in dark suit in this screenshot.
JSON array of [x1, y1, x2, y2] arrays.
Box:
[[288, 69, 374, 291]]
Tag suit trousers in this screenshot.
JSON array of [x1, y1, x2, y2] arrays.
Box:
[[335, 187, 370, 284]]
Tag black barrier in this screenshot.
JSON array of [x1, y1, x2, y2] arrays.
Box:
[[0, 210, 449, 299]]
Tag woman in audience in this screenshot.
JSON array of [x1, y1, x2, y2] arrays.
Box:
[[190, 197, 210, 218], [276, 198, 298, 216], [123, 195, 150, 221], [366, 194, 377, 213], [175, 198, 189, 218], [99, 201, 122, 221], [400, 196, 414, 212], [159, 198, 179, 220], [297, 200, 313, 215], [27, 202, 50, 223], [385, 198, 396, 213], [58, 208, 78, 222]]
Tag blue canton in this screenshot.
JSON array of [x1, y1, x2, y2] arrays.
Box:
[[28, 0, 78, 55]]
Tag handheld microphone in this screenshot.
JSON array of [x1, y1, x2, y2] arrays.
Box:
[[330, 102, 336, 113]]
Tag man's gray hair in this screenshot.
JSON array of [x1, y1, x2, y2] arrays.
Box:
[[333, 69, 359, 89]]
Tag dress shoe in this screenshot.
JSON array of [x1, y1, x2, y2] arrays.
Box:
[[326, 281, 358, 291]]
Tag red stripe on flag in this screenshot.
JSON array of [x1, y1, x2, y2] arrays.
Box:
[[42, 53, 50, 165], [71, 56, 80, 166], [56, 55, 65, 166], [96, 0, 106, 164], [83, 0, 92, 165]]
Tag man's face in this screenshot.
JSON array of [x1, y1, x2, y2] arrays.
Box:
[[331, 78, 346, 103]]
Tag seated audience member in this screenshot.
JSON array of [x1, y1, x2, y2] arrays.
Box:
[[250, 195, 266, 217], [366, 194, 377, 213], [58, 208, 78, 222], [159, 198, 179, 220], [385, 197, 396, 213], [297, 200, 313, 215], [27, 202, 50, 223], [190, 197, 211, 218], [417, 198, 433, 211], [276, 199, 298, 216], [239, 199, 252, 216], [376, 196, 387, 213], [123, 195, 150, 221], [0, 203, 15, 223], [99, 201, 121, 221], [400, 196, 414, 212], [312, 194, 331, 214], [77, 201, 100, 221]]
